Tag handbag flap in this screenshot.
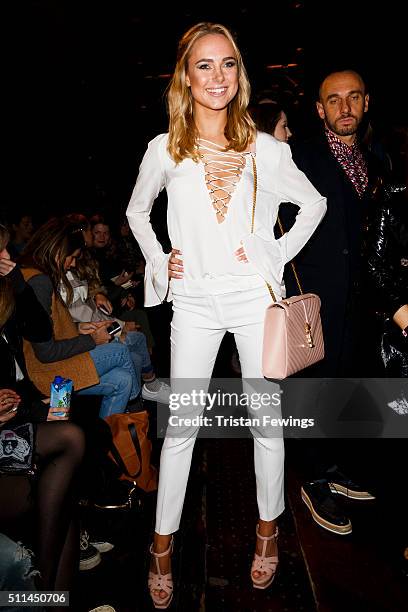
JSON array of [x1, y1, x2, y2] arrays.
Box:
[[268, 293, 320, 308]]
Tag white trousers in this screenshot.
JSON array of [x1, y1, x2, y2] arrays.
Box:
[[155, 284, 285, 534]]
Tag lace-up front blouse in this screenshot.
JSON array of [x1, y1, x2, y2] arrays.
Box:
[[127, 131, 326, 306]]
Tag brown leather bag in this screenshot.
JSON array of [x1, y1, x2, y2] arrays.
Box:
[[105, 410, 157, 492], [249, 156, 324, 379]]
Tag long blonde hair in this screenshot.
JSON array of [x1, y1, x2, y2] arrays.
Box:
[[167, 22, 256, 163]]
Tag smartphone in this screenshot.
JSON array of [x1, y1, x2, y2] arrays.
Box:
[[98, 304, 110, 315], [107, 321, 122, 336]]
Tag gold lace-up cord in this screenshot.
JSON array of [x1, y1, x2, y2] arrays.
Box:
[[198, 138, 249, 224]]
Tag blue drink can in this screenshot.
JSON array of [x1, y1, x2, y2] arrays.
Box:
[[50, 376, 73, 417]]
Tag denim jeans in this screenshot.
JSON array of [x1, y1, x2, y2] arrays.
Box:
[[123, 330, 152, 381], [0, 534, 38, 611], [77, 339, 140, 418]]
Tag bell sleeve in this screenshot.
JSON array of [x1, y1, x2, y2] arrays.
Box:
[[126, 134, 172, 307], [242, 142, 326, 290]]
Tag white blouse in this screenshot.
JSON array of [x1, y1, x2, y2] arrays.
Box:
[[127, 131, 326, 306]]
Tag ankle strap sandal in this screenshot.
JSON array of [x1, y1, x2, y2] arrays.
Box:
[[251, 524, 279, 590], [148, 536, 174, 609]]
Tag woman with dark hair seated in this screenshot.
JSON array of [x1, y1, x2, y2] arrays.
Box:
[[18, 217, 140, 418]]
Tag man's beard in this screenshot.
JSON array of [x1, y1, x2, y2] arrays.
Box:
[[327, 115, 358, 137]]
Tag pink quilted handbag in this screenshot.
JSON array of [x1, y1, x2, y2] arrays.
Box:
[[262, 293, 324, 379], [249, 155, 324, 380]]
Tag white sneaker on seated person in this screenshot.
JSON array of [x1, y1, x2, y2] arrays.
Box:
[[142, 379, 171, 404]]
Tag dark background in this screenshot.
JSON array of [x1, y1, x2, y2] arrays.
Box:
[[3, 1, 405, 222]]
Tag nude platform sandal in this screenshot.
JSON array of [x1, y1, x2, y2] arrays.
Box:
[[148, 536, 174, 609], [250, 524, 279, 589]]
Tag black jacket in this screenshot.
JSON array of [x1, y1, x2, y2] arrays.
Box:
[[0, 266, 52, 405], [365, 185, 408, 375], [279, 131, 384, 375], [366, 185, 408, 318]]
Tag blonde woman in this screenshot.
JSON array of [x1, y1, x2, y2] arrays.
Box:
[[127, 22, 326, 608]]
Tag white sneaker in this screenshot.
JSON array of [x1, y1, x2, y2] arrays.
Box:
[[142, 380, 171, 404], [79, 531, 101, 571]]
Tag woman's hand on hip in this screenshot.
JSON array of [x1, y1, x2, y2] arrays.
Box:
[[168, 249, 184, 279], [234, 243, 249, 263]]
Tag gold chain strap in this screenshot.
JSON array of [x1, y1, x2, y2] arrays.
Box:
[[250, 155, 276, 301], [250, 154, 303, 301], [250, 154, 258, 235], [276, 218, 303, 295]]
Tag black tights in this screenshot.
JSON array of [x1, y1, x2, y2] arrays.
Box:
[[0, 421, 85, 591]]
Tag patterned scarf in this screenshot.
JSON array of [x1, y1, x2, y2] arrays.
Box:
[[325, 128, 368, 197]]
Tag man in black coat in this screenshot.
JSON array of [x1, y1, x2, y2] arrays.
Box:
[[282, 70, 382, 536], [286, 70, 383, 375]]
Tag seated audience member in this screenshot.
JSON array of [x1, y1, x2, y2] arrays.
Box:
[[117, 216, 145, 276], [6, 212, 34, 259], [90, 215, 136, 300], [0, 533, 38, 603], [60, 218, 170, 403], [18, 217, 140, 418], [0, 223, 84, 594], [116, 291, 155, 352]]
